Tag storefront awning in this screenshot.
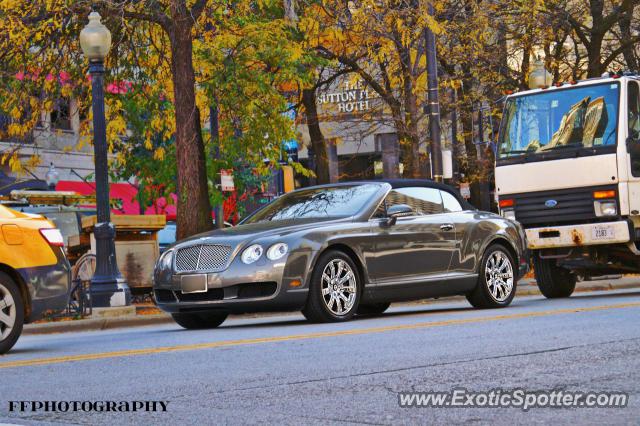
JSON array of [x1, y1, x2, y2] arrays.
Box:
[[56, 181, 177, 221]]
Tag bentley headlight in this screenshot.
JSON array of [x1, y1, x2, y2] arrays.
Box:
[[154, 249, 174, 283], [160, 249, 174, 270], [241, 244, 263, 264], [266, 243, 288, 261]]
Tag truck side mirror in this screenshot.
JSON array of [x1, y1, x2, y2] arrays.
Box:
[[626, 132, 640, 151]]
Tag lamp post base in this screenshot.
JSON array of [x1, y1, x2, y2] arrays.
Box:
[[90, 222, 132, 307], [90, 276, 132, 308]]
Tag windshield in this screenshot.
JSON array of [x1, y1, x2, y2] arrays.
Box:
[[244, 184, 381, 224], [498, 82, 619, 158]]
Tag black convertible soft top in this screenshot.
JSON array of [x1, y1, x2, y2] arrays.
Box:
[[372, 179, 476, 211]]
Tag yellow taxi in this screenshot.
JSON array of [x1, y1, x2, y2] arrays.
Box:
[[0, 205, 70, 354]]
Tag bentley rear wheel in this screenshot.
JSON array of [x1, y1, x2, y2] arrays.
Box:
[[466, 245, 517, 309], [171, 312, 228, 329], [0, 273, 24, 354], [302, 250, 361, 323]]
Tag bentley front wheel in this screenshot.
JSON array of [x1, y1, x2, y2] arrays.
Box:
[[172, 312, 228, 329], [302, 250, 361, 323]]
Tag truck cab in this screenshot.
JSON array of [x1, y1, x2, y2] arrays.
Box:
[[495, 74, 640, 298]]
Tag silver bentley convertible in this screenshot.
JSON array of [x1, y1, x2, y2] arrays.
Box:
[[153, 179, 529, 328]]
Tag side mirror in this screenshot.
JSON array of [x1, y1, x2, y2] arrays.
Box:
[[627, 133, 640, 151], [385, 204, 414, 226]]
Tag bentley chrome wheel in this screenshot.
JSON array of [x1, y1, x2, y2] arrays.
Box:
[[0, 283, 16, 340], [485, 250, 514, 302], [321, 259, 357, 315]]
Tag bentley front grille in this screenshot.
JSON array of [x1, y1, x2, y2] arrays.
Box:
[[174, 244, 232, 272]]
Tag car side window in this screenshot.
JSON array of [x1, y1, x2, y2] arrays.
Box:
[[441, 191, 463, 212], [384, 187, 444, 216]]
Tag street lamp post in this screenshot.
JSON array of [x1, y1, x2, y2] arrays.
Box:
[[80, 11, 131, 307]]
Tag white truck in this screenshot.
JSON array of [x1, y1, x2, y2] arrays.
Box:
[[495, 73, 640, 298]]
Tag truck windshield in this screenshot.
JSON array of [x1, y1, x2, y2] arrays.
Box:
[[498, 82, 619, 158]]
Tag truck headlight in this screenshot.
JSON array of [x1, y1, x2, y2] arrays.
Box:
[[501, 209, 516, 221], [595, 201, 617, 216]]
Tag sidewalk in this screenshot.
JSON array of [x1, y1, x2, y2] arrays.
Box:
[[23, 276, 640, 335]]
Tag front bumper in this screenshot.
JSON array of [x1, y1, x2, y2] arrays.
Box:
[[19, 247, 71, 323], [525, 220, 631, 250], [153, 252, 311, 314]]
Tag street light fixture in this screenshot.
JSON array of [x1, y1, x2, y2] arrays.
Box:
[[80, 11, 131, 307], [45, 163, 59, 190], [528, 57, 553, 90]]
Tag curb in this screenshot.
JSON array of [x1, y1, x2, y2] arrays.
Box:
[[22, 280, 640, 336], [23, 314, 173, 336], [516, 280, 640, 297]]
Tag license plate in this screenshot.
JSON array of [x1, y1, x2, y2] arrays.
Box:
[[181, 274, 207, 294], [592, 225, 615, 240]]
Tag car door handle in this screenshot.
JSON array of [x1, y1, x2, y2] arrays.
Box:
[[440, 224, 454, 231]]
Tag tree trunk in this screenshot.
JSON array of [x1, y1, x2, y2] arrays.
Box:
[[619, 7, 638, 71], [170, 23, 214, 240], [586, 35, 604, 77], [403, 78, 423, 179], [586, 1, 605, 78], [302, 88, 331, 184]]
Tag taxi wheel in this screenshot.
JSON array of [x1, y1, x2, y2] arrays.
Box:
[[0, 273, 24, 354], [171, 312, 228, 329]]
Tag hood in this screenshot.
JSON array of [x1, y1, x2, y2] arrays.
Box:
[[169, 217, 352, 250]]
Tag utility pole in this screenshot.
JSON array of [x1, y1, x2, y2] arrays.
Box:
[[449, 87, 459, 182], [425, 2, 443, 182], [477, 103, 491, 211], [210, 101, 224, 229]]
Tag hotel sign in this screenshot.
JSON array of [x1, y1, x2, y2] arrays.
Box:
[[317, 80, 377, 114]]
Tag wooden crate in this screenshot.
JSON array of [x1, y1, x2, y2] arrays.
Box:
[[82, 214, 166, 232], [84, 215, 166, 291]]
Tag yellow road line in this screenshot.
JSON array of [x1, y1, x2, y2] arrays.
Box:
[[2, 301, 640, 370]]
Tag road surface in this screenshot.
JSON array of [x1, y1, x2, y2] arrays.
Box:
[[1, 289, 639, 425]]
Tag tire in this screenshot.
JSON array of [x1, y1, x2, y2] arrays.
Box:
[[466, 244, 517, 309], [532, 254, 576, 298], [302, 250, 361, 323], [171, 312, 228, 329], [357, 302, 391, 316], [0, 273, 24, 355]]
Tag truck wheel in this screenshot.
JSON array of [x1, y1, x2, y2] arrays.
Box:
[[532, 255, 576, 298], [0, 273, 24, 354], [171, 312, 228, 329]]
